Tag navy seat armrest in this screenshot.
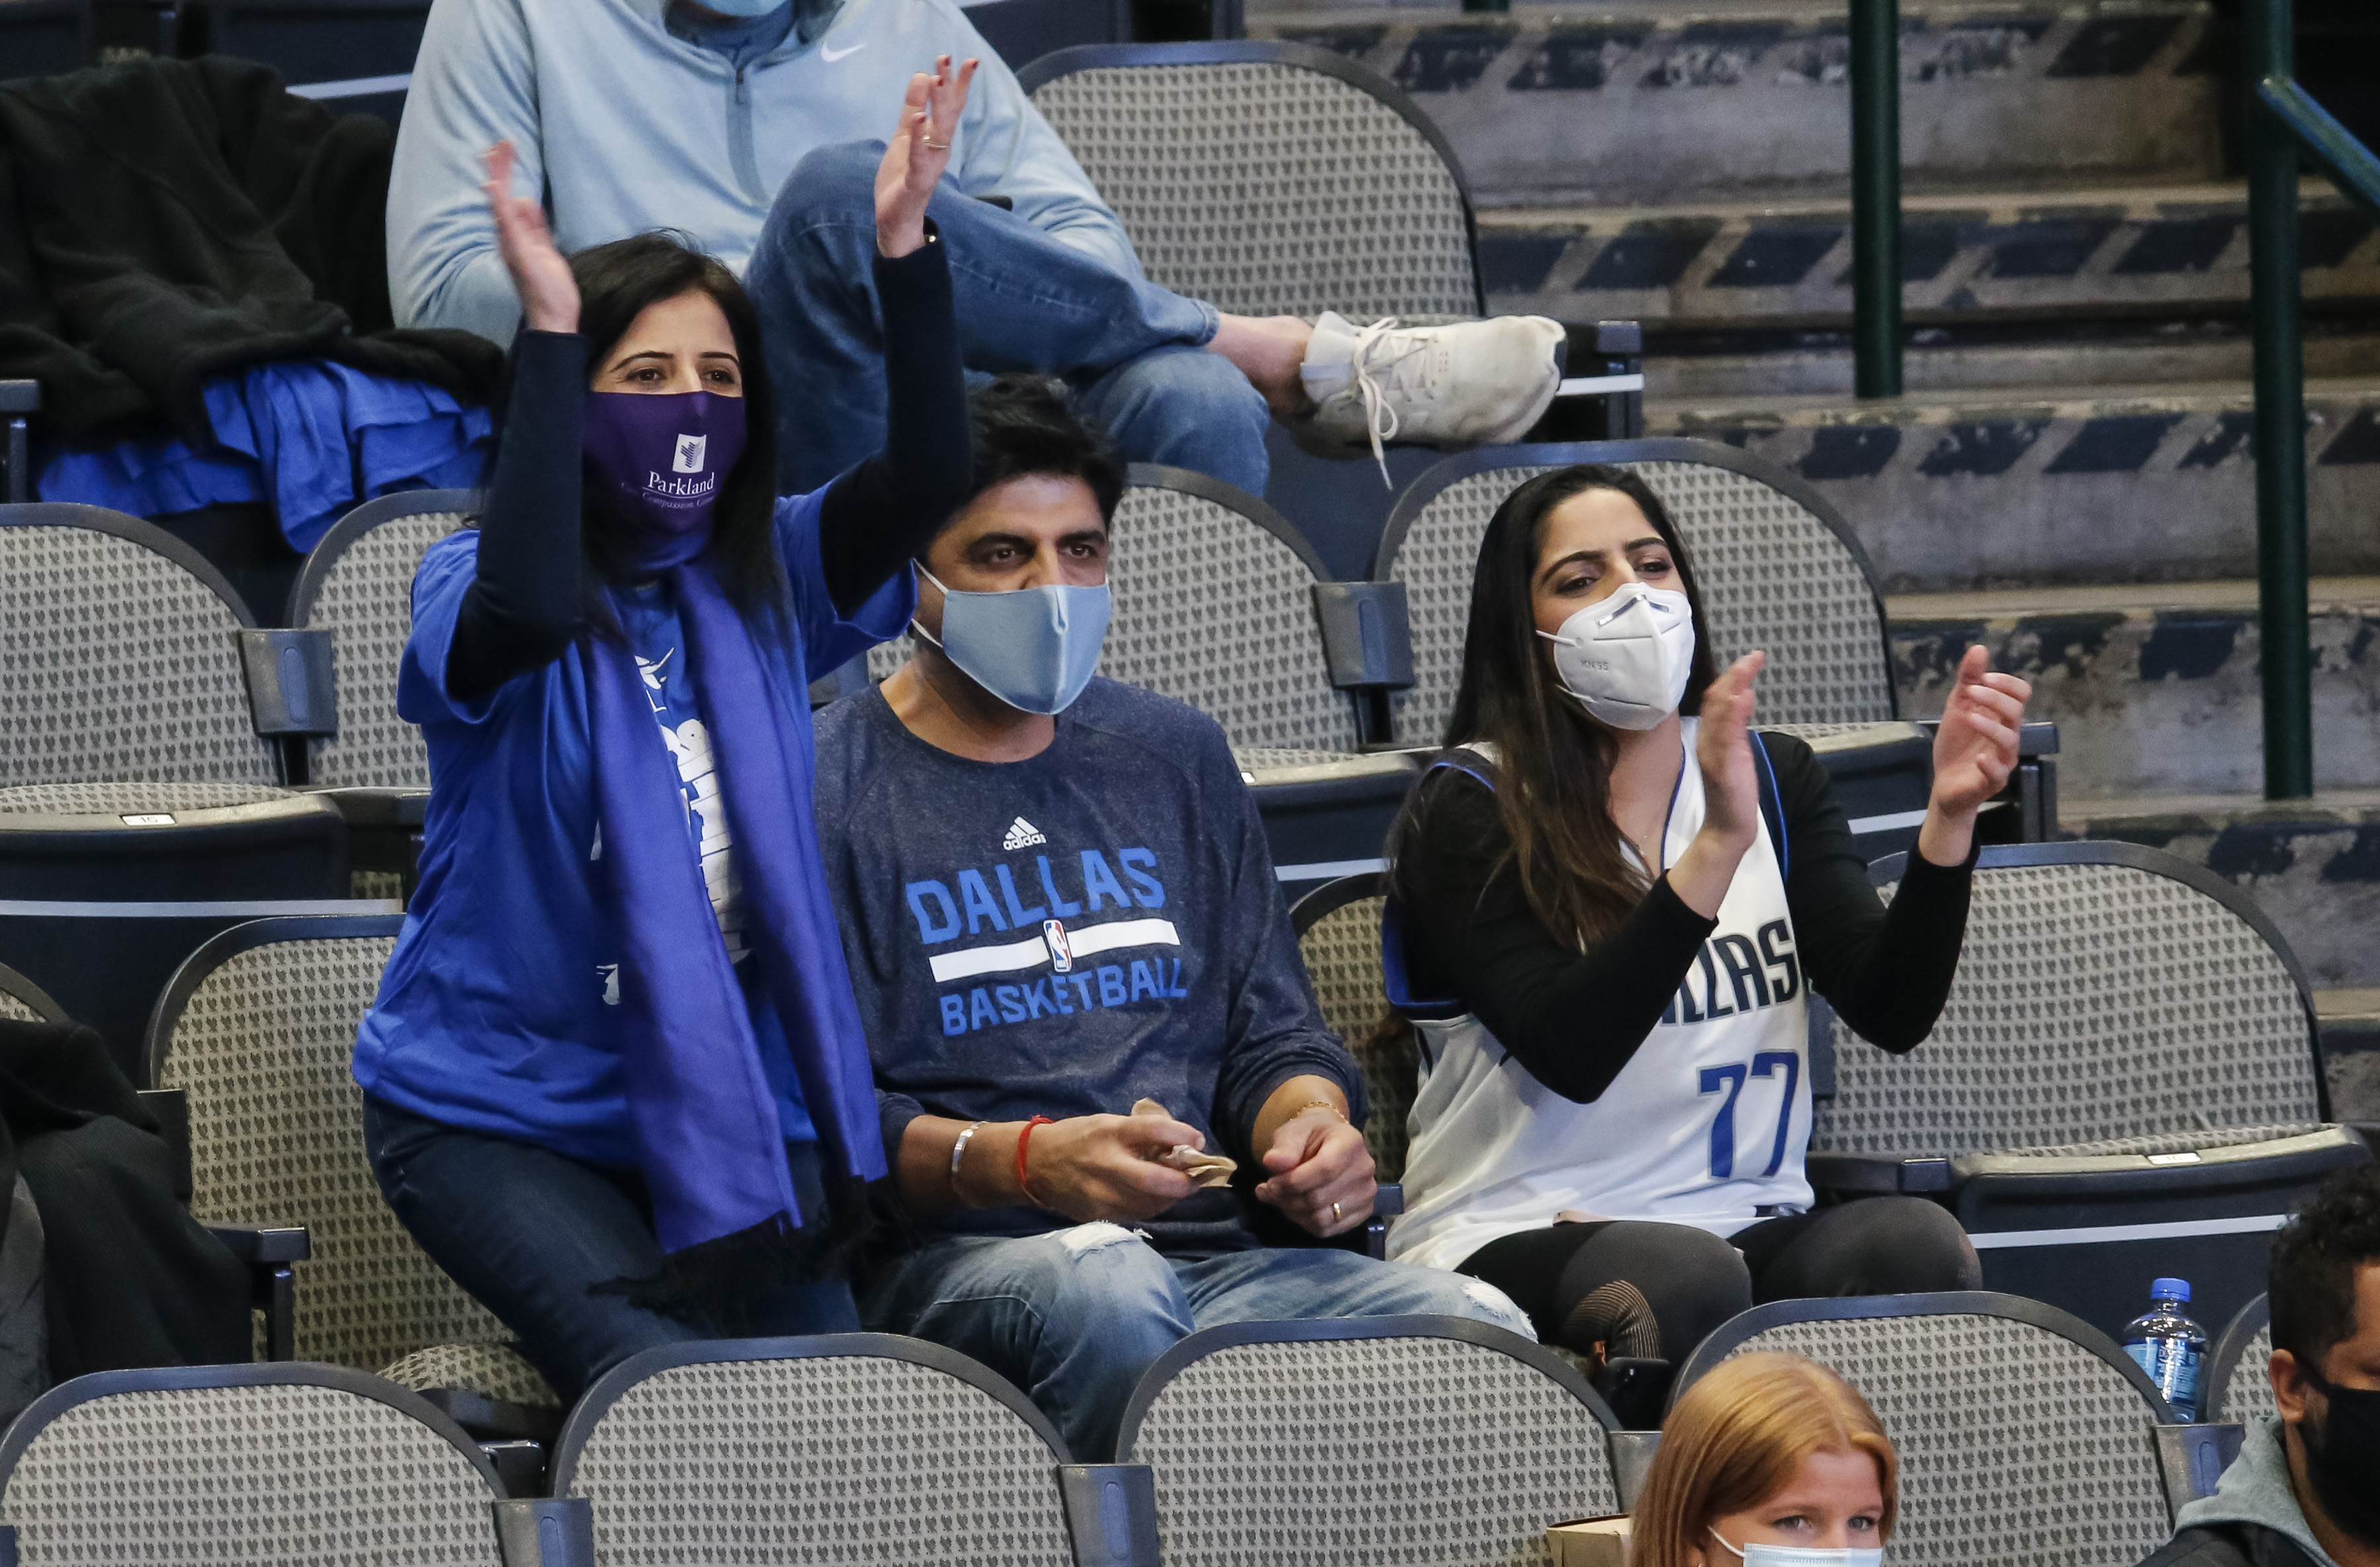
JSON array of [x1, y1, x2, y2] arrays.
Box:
[[1805, 1150, 1951, 1195], [1060, 1464, 1160, 1567], [2154, 1424, 2244, 1519]]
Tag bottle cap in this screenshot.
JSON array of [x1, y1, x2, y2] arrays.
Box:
[[2151, 1277, 2190, 1302]]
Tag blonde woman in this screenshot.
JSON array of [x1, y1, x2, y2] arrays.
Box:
[[1631, 1352, 1898, 1567]]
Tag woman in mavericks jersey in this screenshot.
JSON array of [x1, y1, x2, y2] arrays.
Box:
[[1385, 463, 2031, 1416]]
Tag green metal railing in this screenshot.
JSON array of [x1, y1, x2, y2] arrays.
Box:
[[1849, 0, 2380, 798], [2244, 0, 2380, 798]]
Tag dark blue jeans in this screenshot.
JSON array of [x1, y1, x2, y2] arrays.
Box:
[[362, 1096, 859, 1404], [744, 141, 1272, 496]]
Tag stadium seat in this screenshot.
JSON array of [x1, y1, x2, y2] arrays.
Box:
[[866, 465, 1419, 898], [1672, 1291, 2225, 1561], [1373, 436, 2061, 852], [1117, 1316, 1639, 1562], [2208, 1293, 2276, 1424], [0, 1, 90, 79], [1811, 842, 2371, 1340], [285, 488, 477, 897], [1288, 871, 1407, 1180], [0, 961, 65, 1026], [549, 1334, 1152, 1566], [145, 915, 562, 1443], [0, 1362, 588, 1564], [0, 502, 346, 899]]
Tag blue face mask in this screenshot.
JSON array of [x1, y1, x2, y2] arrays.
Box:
[[913, 564, 1112, 716], [685, 0, 789, 17]]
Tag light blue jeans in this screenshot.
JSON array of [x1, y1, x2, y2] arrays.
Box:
[[743, 142, 1274, 497], [858, 1223, 1535, 1461]]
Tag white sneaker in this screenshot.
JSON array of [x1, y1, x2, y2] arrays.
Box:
[[1300, 311, 1567, 483]]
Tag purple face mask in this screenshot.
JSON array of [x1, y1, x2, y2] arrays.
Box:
[[582, 390, 747, 571]]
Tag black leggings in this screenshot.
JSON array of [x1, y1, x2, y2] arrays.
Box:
[[1456, 1198, 1980, 1367]]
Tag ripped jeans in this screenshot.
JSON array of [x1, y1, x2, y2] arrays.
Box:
[[856, 1223, 1534, 1461]]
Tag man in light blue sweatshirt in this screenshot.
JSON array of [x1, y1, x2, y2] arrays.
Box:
[[387, 0, 1565, 496]]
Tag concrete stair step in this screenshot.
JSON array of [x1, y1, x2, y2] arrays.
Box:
[[1664, 379, 2380, 593], [1248, 0, 2222, 206], [1480, 183, 2380, 335], [2059, 792, 2380, 1022], [1889, 579, 2380, 798]]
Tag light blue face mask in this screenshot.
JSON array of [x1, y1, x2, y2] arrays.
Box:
[[1711, 1531, 1883, 1567], [913, 565, 1112, 716], [686, 0, 790, 17]]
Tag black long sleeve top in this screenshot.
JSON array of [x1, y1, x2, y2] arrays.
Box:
[[1393, 732, 1975, 1105], [446, 227, 967, 701]]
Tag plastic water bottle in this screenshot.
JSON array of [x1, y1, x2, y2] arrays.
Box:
[[2123, 1277, 2208, 1420]]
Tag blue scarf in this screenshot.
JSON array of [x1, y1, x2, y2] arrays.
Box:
[[585, 557, 886, 1264]]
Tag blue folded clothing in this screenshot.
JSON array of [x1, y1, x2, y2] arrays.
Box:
[[40, 361, 491, 552]]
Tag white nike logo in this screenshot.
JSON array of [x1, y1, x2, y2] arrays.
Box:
[[819, 40, 866, 62]]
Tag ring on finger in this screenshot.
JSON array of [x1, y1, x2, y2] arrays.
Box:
[[923, 138, 950, 149], [1331, 1200, 1342, 1223]]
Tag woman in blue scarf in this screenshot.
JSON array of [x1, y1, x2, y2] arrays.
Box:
[[352, 59, 977, 1402]]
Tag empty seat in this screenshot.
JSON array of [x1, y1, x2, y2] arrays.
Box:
[[2209, 1293, 2276, 1424], [551, 1334, 1095, 1566], [1289, 871, 1409, 1181], [0, 1363, 536, 1565], [866, 465, 1416, 891], [1672, 1291, 2184, 1567], [1118, 1316, 1625, 1564], [1812, 842, 2369, 1340], [146, 914, 559, 1436], [0, 504, 345, 899]]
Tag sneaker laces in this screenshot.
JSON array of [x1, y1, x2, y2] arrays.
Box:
[[1344, 317, 1434, 487]]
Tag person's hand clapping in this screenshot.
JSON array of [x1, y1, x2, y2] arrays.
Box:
[[1254, 1107, 1375, 1237], [875, 54, 977, 259], [1022, 1106, 1200, 1224], [483, 140, 577, 335], [1916, 645, 2032, 865], [1694, 650, 1767, 853]]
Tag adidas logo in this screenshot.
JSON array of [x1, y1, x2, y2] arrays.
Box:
[[1001, 817, 1046, 851]]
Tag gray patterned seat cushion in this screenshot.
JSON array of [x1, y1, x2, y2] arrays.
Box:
[[2219, 1324, 2276, 1422], [562, 1354, 1074, 1564], [1295, 893, 1413, 1180], [0, 1382, 503, 1564], [1124, 1334, 1618, 1566], [380, 1342, 558, 1411], [0, 781, 295, 816], [1718, 1314, 2171, 1567], [302, 510, 472, 789], [1028, 61, 1477, 320], [1813, 864, 2321, 1158], [864, 483, 1362, 754], [157, 936, 521, 1373], [1, 523, 280, 786], [1388, 461, 1893, 745], [0, 991, 39, 1024]]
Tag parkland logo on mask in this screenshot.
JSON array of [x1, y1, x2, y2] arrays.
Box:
[[673, 434, 707, 474]]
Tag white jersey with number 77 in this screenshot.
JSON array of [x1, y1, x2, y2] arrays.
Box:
[[1388, 718, 1811, 1273]]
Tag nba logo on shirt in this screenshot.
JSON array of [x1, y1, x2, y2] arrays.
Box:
[[673, 434, 706, 473], [1044, 918, 1073, 973]]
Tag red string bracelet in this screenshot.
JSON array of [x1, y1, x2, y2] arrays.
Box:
[[1015, 1116, 1053, 1208]]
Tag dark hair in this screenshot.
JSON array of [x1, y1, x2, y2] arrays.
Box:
[[2270, 1163, 2380, 1373], [1387, 464, 1719, 945], [961, 375, 1126, 525], [571, 233, 784, 615]]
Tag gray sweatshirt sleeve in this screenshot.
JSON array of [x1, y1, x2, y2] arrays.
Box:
[[386, 0, 537, 340], [1205, 736, 1370, 1162]]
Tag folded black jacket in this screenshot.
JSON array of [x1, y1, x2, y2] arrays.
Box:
[[0, 56, 499, 446]]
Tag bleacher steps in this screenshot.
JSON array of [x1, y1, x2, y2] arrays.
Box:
[[1247, 0, 2221, 207], [1685, 382, 2380, 592], [1480, 184, 2380, 337], [2057, 791, 2380, 1001], [1891, 579, 2380, 797]]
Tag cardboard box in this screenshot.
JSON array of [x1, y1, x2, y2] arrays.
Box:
[[1547, 1514, 1631, 1567]]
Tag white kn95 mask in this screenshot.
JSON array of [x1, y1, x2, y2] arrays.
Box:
[[1709, 1532, 1883, 1567], [1535, 582, 1696, 730]]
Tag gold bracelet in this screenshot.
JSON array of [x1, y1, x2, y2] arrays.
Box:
[[1296, 1098, 1348, 1122]]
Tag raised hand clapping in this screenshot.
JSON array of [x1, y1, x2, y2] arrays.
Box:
[[483, 140, 577, 335], [1919, 644, 2033, 865], [876, 54, 978, 259]]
